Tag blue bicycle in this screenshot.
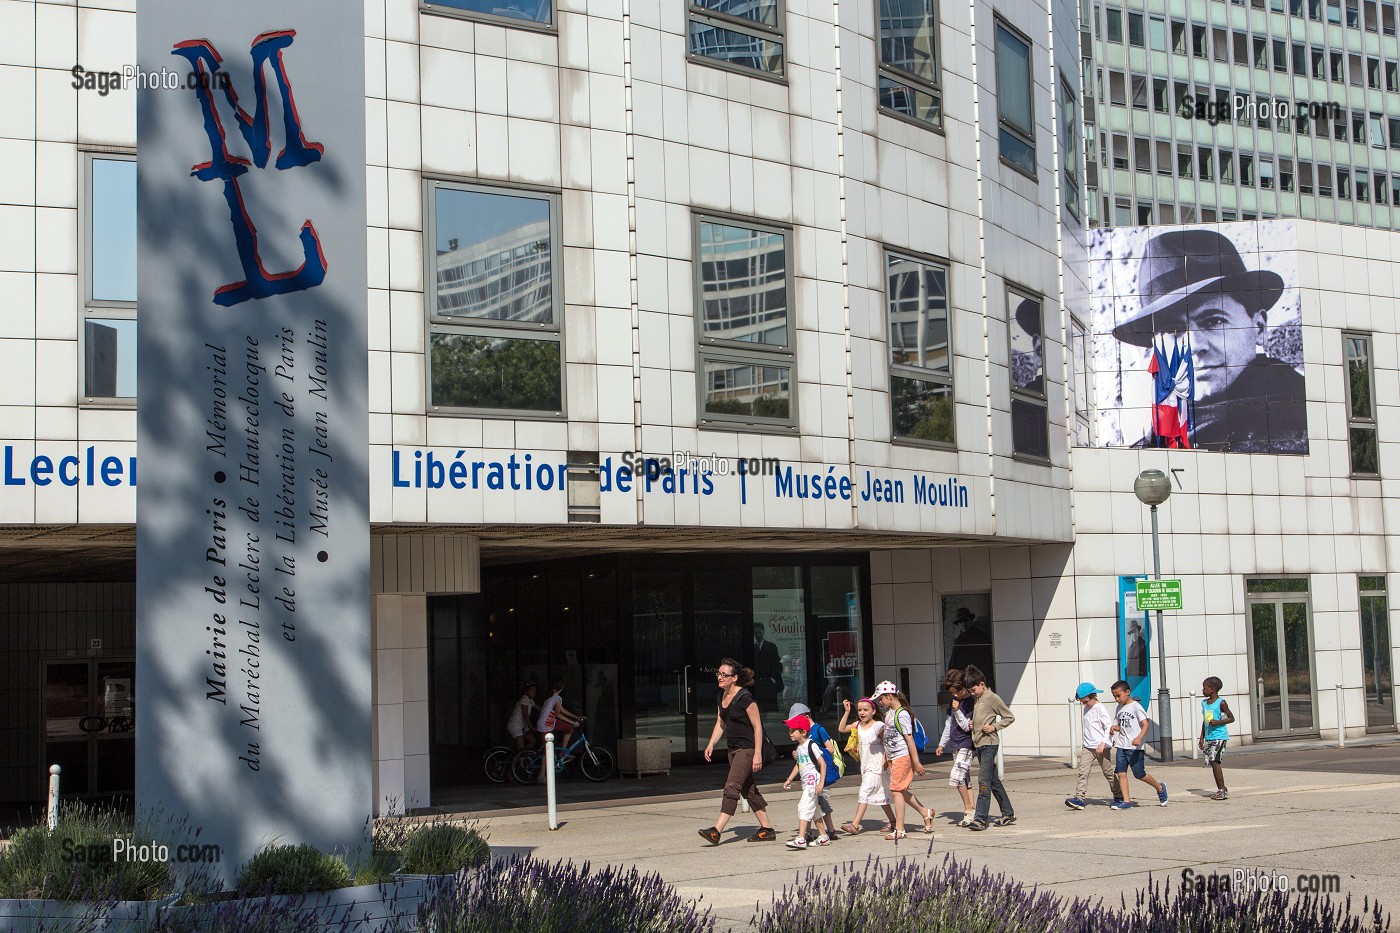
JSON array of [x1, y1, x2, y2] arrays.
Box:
[[510, 727, 615, 783]]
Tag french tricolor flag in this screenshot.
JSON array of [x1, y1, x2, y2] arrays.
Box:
[[1148, 335, 1194, 448]]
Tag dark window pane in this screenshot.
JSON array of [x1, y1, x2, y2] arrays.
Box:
[[1345, 335, 1373, 418], [426, 0, 552, 24], [698, 221, 789, 346], [878, 76, 941, 125], [1359, 576, 1386, 591], [887, 256, 949, 372], [891, 374, 954, 444], [1350, 426, 1379, 475], [702, 358, 791, 419], [84, 317, 137, 398], [1011, 397, 1048, 458], [692, 0, 780, 28], [430, 333, 562, 412], [433, 188, 554, 323], [1247, 578, 1310, 593], [999, 127, 1036, 175], [91, 158, 137, 303], [995, 24, 1033, 134], [879, 0, 938, 85], [689, 20, 784, 74]]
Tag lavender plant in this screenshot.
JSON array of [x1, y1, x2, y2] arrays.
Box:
[[418, 856, 715, 932]]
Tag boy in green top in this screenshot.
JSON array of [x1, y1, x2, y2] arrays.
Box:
[[963, 665, 1015, 831], [1199, 676, 1235, 800]]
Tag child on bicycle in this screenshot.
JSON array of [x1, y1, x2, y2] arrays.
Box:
[[537, 678, 584, 741]]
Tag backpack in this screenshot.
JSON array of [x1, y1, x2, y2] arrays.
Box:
[[896, 708, 929, 753], [808, 739, 840, 787]]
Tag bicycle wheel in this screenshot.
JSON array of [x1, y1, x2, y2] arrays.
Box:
[[483, 747, 512, 784], [578, 745, 615, 782], [510, 749, 542, 785]]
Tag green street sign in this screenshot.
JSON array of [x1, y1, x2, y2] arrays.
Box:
[[1136, 579, 1182, 611]]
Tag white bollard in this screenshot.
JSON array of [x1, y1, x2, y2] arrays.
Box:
[[1189, 692, 1198, 760], [1336, 684, 1346, 748], [1068, 699, 1079, 769], [545, 733, 559, 830], [46, 764, 61, 832], [996, 739, 1006, 778]]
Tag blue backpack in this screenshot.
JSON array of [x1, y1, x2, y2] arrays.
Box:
[[897, 708, 929, 753], [807, 739, 840, 787]]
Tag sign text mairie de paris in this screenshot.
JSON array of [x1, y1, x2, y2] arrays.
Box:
[[136, 0, 370, 878]]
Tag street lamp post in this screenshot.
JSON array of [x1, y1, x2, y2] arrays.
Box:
[[1133, 469, 1173, 763]]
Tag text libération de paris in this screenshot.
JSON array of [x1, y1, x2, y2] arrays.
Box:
[[199, 322, 334, 775], [392, 451, 970, 509]]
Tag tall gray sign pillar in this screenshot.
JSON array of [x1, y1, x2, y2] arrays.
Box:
[[136, 1, 369, 879]]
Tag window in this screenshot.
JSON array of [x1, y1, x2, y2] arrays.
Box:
[[1112, 133, 1129, 169], [1113, 196, 1131, 226], [1370, 113, 1386, 147], [1385, 4, 1396, 33], [1153, 78, 1169, 112], [1127, 11, 1144, 45], [1319, 164, 1333, 197], [1365, 0, 1379, 29], [1353, 114, 1366, 144], [1376, 172, 1387, 203], [695, 215, 795, 427], [1358, 576, 1392, 731], [1260, 157, 1275, 189], [1192, 23, 1207, 57], [1388, 61, 1398, 91], [427, 182, 564, 414], [1327, 0, 1341, 23], [878, 0, 942, 127], [1338, 167, 1351, 199], [1331, 51, 1344, 82], [1219, 149, 1235, 184], [1059, 75, 1082, 215], [1253, 36, 1268, 68], [1347, 0, 1360, 26], [422, 0, 552, 26], [995, 20, 1037, 177], [1312, 47, 1325, 79], [1134, 136, 1151, 173], [1218, 29, 1233, 63], [1390, 117, 1400, 148], [1356, 174, 1370, 201], [1007, 288, 1048, 459], [688, 0, 785, 77], [1274, 40, 1288, 72], [1136, 201, 1153, 224], [1155, 140, 1172, 175], [1309, 0, 1322, 19], [1108, 70, 1127, 106], [1177, 145, 1194, 178], [82, 154, 137, 403], [1198, 146, 1214, 181], [1392, 175, 1400, 205], [887, 252, 954, 445], [1300, 161, 1315, 194], [1130, 73, 1147, 109], [1105, 7, 1123, 41], [1292, 42, 1306, 76], [1171, 20, 1186, 53], [1256, 97, 1271, 129], [1280, 158, 1294, 191], [1367, 57, 1381, 89], [1345, 334, 1379, 474], [1296, 109, 1311, 135], [1149, 16, 1166, 51], [1069, 317, 1092, 446], [1240, 153, 1255, 186]]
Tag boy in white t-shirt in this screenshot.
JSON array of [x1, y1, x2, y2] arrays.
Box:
[[1064, 682, 1122, 809], [1108, 680, 1168, 810], [781, 715, 829, 849]]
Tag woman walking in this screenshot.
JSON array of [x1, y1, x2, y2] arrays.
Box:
[[698, 659, 778, 844]]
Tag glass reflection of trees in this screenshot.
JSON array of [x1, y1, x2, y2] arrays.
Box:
[[430, 334, 562, 412]]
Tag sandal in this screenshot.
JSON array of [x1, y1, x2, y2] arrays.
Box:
[[922, 808, 936, 834], [884, 829, 908, 840], [840, 822, 862, 835], [992, 815, 1017, 827], [879, 822, 896, 834]]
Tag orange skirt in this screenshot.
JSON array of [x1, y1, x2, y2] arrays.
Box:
[[889, 755, 913, 792]]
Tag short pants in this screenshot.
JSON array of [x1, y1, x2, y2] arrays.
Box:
[[1202, 738, 1227, 764], [1115, 746, 1146, 778], [948, 747, 973, 788], [889, 755, 914, 792], [507, 721, 528, 738], [797, 786, 820, 821], [858, 768, 890, 805]]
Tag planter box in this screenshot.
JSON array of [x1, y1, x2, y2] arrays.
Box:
[[0, 876, 446, 933], [617, 736, 671, 776]]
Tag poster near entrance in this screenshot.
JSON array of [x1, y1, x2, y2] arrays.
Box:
[[753, 582, 806, 737], [1117, 576, 1153, 709], [137, 0, 370, 877], [941, 594, 994, 687]]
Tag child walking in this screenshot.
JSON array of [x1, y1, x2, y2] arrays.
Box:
[[1065, 682, 1121, 809], [1108, 680, 1168, 809], [787, 702, 841, 840], [1199, 676, 1235, 800], [781, 715, 829, 850], [963, 664, 1016, 831], [934, 669, 978, 826], [872, 681, 935, 839], [836, 697, 895, 834]]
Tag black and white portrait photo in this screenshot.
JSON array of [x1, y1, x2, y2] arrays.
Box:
[[1090, 221, 1307, 454]]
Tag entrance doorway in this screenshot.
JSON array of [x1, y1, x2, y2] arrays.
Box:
[[1359, 576, 1394, 732], [1246, 578, 1316, 738], [42, 659, 135, 795]]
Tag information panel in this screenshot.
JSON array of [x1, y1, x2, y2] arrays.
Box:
[[136, 0, 369, 877]]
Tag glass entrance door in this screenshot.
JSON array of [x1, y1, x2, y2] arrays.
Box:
[[43, 659, 136, 795], [631, 570, 749, 761], [1248, 589, 1316, 738], [1359, 576, 1393, 732]]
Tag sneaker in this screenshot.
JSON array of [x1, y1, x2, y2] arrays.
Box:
[[1064, 797, 1086, 810], [814, 835, 831, 846], [1158, 784, 1169, 807], [747, 827, 778, 842], [697, 826, 721, 846], [785, 837, 808, 850], [1110, 800, 1136, 810]]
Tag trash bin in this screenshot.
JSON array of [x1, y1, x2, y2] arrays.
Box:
[[617, 737, 671, 777]]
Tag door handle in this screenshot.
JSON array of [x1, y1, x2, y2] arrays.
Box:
[[677, 671, 685, 714], [683, 665, 693, 716]]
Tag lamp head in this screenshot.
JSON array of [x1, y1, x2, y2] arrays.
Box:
[[1133, 469, 1172, 506]]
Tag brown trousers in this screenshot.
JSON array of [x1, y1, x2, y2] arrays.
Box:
[[720, 748, 768, 816], [1075, 745, 1119, 799]]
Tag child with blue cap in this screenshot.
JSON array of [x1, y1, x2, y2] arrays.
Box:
[[1065, 682, 1122, 810]]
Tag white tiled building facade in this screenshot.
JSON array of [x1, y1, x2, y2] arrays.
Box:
[[0, 0, 1394, 808]]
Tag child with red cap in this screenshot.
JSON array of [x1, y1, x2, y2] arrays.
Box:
[[780, 714, 829, 849]]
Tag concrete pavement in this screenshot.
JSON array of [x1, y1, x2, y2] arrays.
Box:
[[472, 751, 1400, 930]]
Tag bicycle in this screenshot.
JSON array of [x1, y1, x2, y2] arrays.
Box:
[[79, 715, 134, 735], [483, 745, 514, 783], [510, 727, 615, 784]]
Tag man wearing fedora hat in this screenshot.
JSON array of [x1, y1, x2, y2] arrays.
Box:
[[1113, 229, 1307, 453]]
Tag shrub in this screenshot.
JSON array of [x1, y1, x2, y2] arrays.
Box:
[[419, 856, 714, 932], [0, 802, 174, 902], [752, 857, 1390, 933], [234, 843, 352, 896], [399, 824, 489, 876]]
